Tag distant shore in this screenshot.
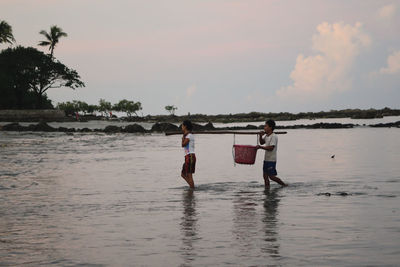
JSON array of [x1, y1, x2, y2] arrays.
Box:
[[1, 107, 400, 123]]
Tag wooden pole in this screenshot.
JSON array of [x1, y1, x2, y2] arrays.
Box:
[[165, 130, 287, 136]]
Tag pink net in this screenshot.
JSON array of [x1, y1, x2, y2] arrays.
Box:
[[233, 145, 257, 165]]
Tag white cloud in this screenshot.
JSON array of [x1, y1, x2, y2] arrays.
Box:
[[277, 22, 370, 101], [377, 4, 396, 20], [380, 50, 400, 74]]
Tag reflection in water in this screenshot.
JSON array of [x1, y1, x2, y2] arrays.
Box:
[[261, 188, 281, 258], [232, 190, 259, 256], [180, 189, 199, 265], [232, 187, 281, 261]]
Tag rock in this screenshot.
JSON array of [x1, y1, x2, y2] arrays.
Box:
[[192, 122, 215, 131], [79, 128, 92, 132], [124, 124, 146, 133], [26, 124, 37, 131], [192, 123, 203, 131], [104, 125, 122, 133], [306, 123, 354, 129], [151, 122, 179, 132], [203, 122, 215, 130], [245, 124, 258, 129], [58, 127, 70, 132], [31, 122, 56, 132], [369, 121, 400, 128], [1, 123, 24, 131], [6, 122, 57, 132]]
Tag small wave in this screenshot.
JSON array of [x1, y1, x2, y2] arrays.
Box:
[[316, 191, 364, 197], [171, 182, 262, 193], [0, 184, 17, 190], [363, 185, 378, 190], [352, 192, 368, 196], [317, 190, 372, 197], [375, 194, 397, 198], [22, 182, 39, 189], [385, 179, 399, 183]]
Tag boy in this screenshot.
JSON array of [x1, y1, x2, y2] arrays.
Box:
[[181, 120, 196, 189], [257, 119, 287, 190]]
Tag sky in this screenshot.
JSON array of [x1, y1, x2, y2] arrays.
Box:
[[2, 0, 400, 115]]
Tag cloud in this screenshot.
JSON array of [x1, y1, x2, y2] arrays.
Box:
[[380, 50, 400, 74], [277, 22, 370, 100], [377, 4, 396, 20]]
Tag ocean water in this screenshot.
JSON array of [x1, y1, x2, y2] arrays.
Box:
[[1, 126, 399, 266]]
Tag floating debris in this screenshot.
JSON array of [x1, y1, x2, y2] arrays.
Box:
[[317, 192, 352, 197], [317, 192, 332, 196]]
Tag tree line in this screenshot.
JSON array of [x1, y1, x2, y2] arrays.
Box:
[[0, 20, 84, 109], [57, 99, 142, 117]]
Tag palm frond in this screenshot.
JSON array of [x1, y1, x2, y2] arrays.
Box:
[[0, 20, 16, 44], [38, 41, 51, 46], [39, 30, 51, 41], [38, 25, 68, 57]]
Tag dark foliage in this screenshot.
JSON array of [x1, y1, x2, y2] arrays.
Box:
[[0, 46, 84, 109]]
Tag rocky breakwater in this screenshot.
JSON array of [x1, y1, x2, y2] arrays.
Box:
[[369, 121, 400, 128], [0, 121, 214, 134], [0, 122, 149, 134], [279, 122, 356, 129], [1, 120, 399, 134]]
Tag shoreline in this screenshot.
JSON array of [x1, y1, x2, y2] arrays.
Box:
[[1, 120, 399, 134], [1, 108, 400, 123]]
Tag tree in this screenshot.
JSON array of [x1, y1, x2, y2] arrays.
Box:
[[114, 99, 142, 117], [0, 20, 15, 45], [56, 101, 75, 116], [57, 101, 95, 116], [165, 105, 177, 115], [74, 100, 89, 114], [87, 104, 97, 115], [38, 25, 67, 58], [0, 46, 84, 109], [98, 99, 112, 116]]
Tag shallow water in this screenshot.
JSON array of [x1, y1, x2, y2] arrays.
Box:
[[1, 127, 399, 266]]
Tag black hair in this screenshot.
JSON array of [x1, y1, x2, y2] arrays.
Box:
[[266, 119, 276, 131], [182, 120, 193, 131]]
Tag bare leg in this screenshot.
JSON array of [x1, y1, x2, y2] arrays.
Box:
[[269, 175, 287, 187], [263, 173, 270, 190], [181, 172, 195, 189], [186, 173, 195, 189]]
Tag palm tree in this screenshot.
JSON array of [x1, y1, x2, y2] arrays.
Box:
[[0, 20, 15, 45], [38, 25, 67, 58]]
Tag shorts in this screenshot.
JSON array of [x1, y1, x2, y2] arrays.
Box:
[[182, 153, 196, 176], [263, 161, 277, 176]]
